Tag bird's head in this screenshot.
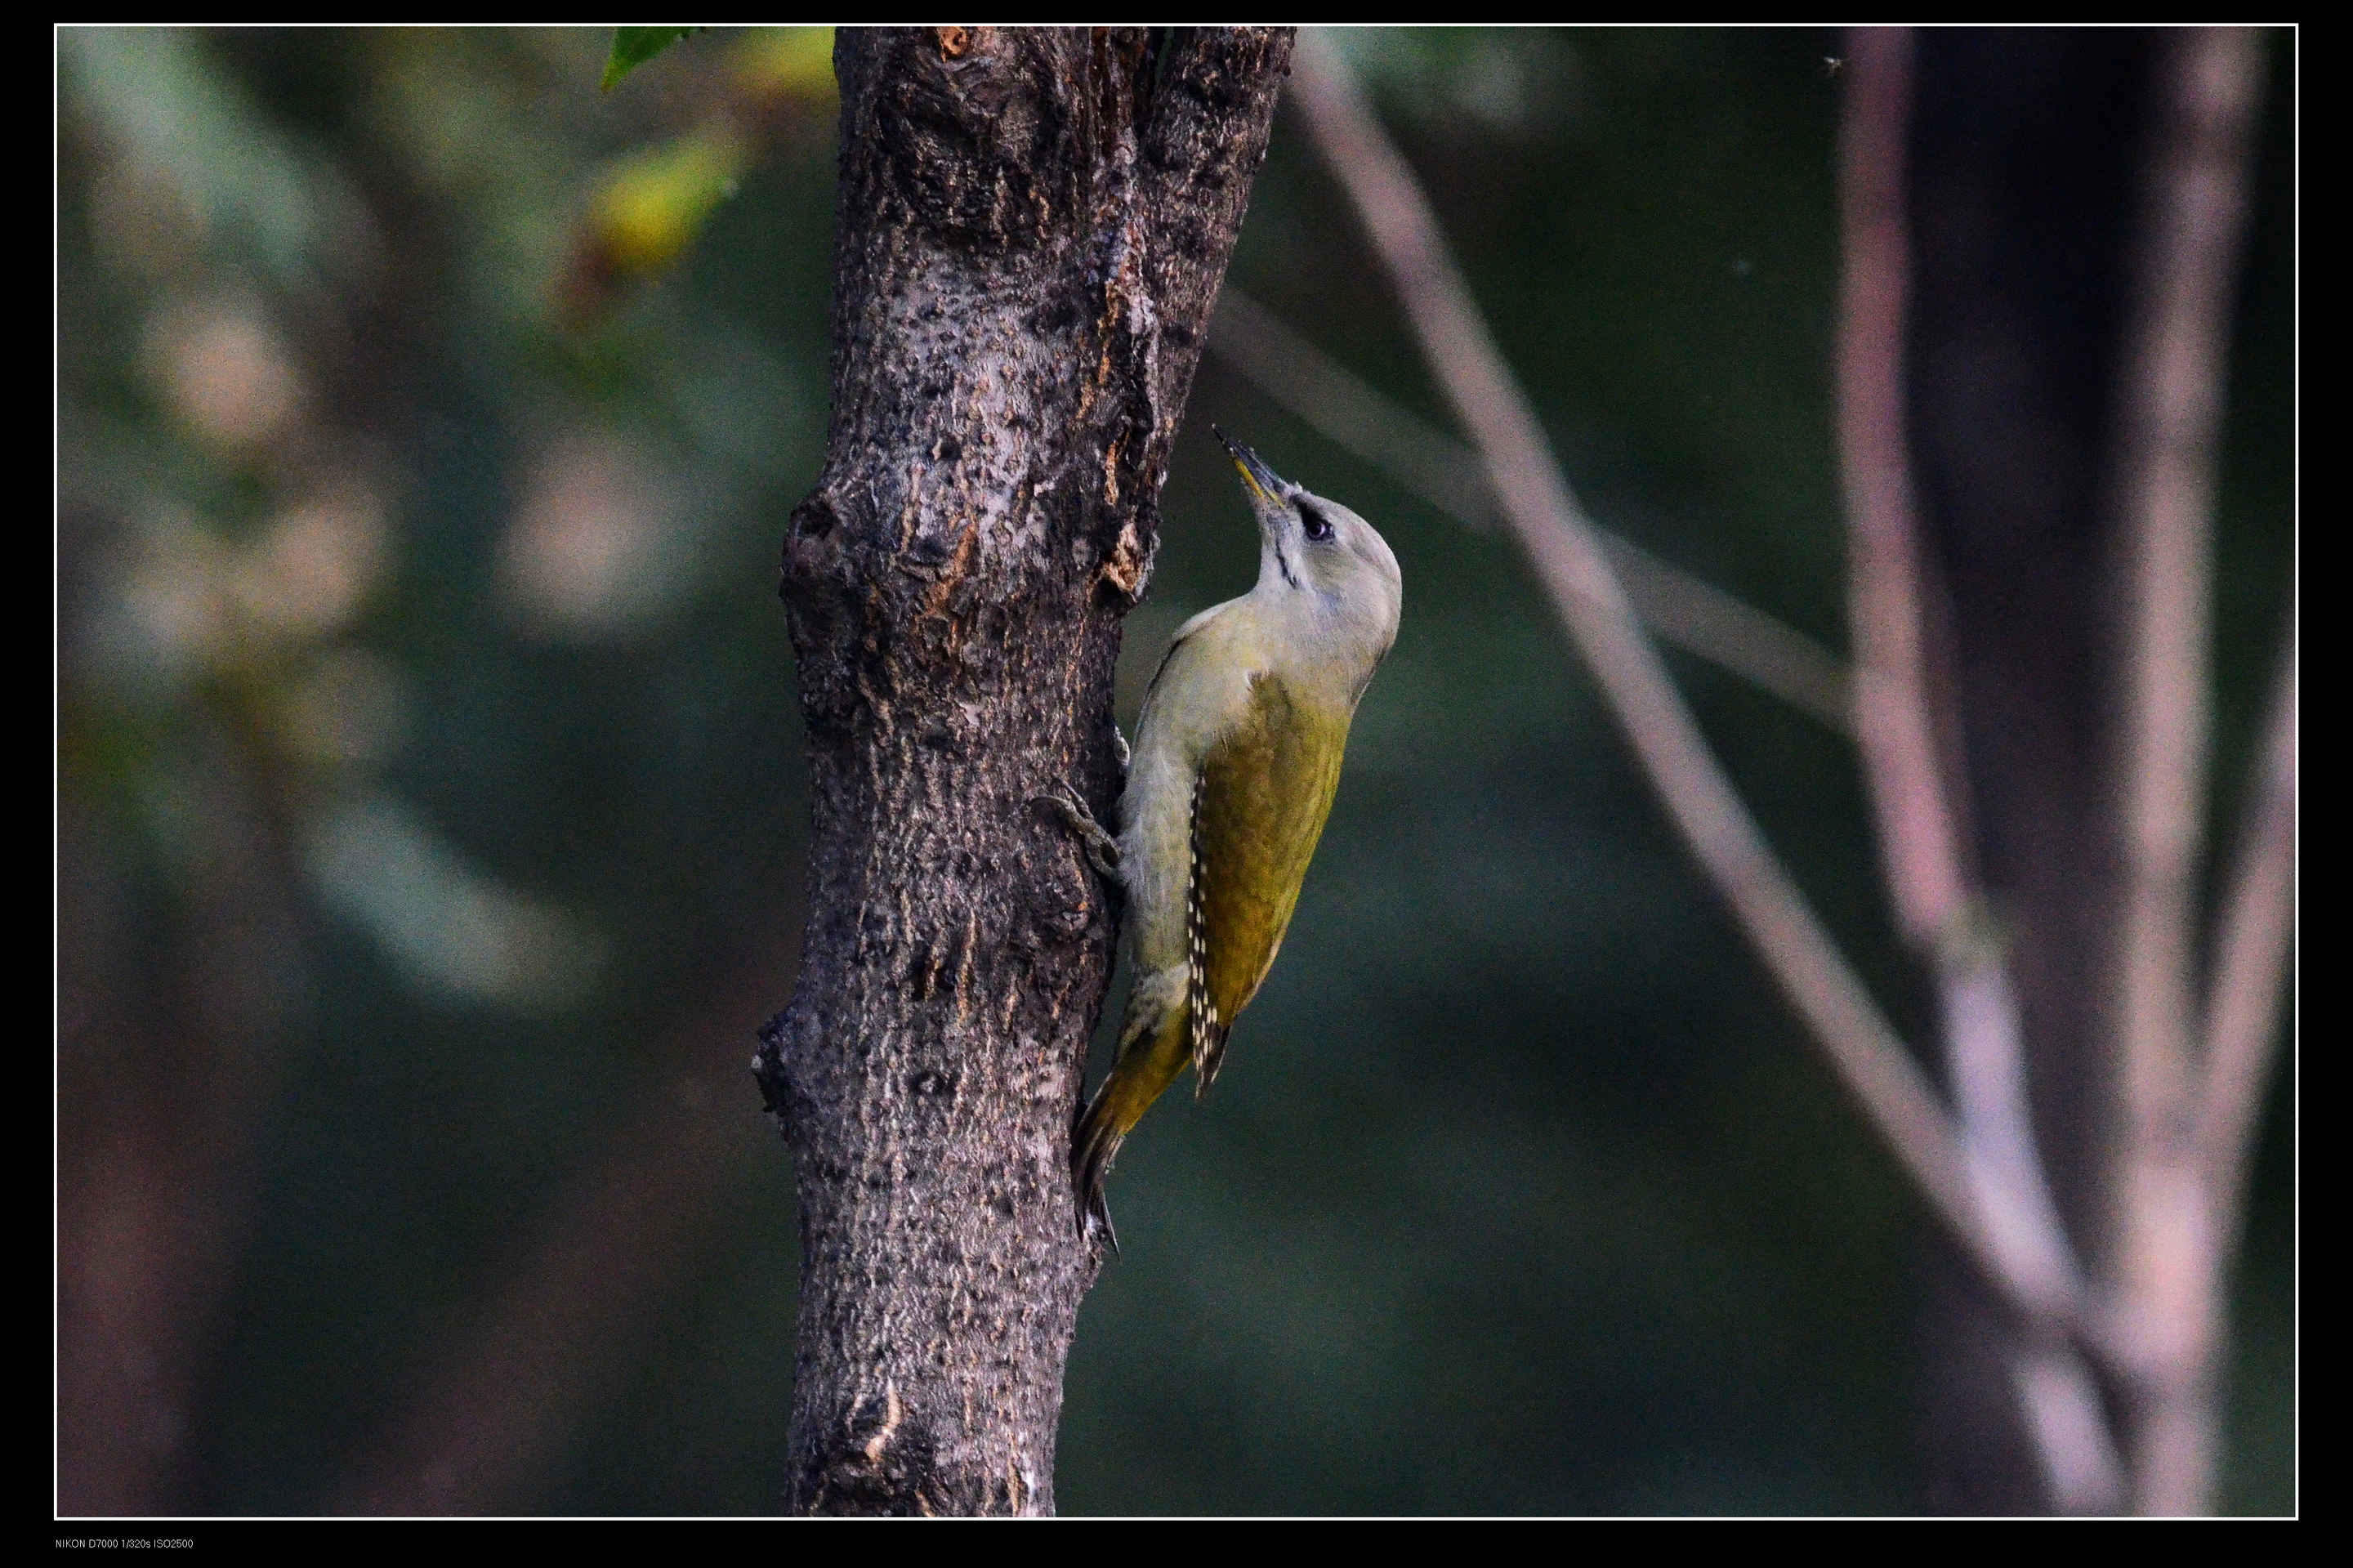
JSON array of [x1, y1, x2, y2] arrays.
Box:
[[1215, 427, 1402, 657]]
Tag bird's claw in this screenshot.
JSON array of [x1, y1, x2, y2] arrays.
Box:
[[1034, 780, 1123, 881]]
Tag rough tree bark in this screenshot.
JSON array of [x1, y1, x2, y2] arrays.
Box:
[[752, 25, 1294, 1517]]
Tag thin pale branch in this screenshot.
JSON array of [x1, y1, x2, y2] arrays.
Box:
[[1288, 33, 2088, 1349], [1939, 945, 2120, 1512], [1598, 536, 1855, 735], [2103, 25, 2266, 1517], [2112, 24, 2264, 1204], [2197, 630, 2294, 1258], [1211, 284, 1498, 530], [2011, 1347, 2130, 1517], [1210, 287, 1855, 733], [1834, 26, 1969, 949], [1835, 28, 2118, 1511]]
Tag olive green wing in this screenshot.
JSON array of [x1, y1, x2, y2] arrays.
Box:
[[1185, 671, 1353, 1094]]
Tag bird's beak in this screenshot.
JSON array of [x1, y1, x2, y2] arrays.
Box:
[[1213, 426, 1289, 509]]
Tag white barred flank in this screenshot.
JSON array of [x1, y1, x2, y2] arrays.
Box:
[[1185, 777, 1235, 1096], [1185, 777, 1217, 1073]]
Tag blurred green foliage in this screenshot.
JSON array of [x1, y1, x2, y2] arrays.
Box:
[[56, 27, 2292, 1515], [601, 26, 698, 92]]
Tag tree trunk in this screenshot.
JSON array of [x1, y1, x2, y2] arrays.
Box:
[[752, 25, 1293, 1517]]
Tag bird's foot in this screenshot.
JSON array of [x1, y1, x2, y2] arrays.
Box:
[[1034, 780, 1123, 882]]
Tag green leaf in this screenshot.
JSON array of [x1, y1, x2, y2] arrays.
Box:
[[601, 26, 698, 92]]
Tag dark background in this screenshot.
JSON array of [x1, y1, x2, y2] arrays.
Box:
[[56, 27, 2293, 1515]]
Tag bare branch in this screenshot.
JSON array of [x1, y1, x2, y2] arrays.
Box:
[[1599, 535, 1856, 736], [1288, 33, 2088, 1349], [2102, 25, 2267, 1517], [1940, 944, 2121, 1512], [2197, 631, 2294, 1259], [1835, 28, 2118, 1512], [2112, 25, 2264, 1207], [2011, 1347, 2130, 1517], [1211, 284, 1504, 531], [1834, 27, 1970, 950], [1210, 286, 1855, 733]]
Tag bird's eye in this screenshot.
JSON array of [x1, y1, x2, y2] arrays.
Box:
[[1298, 503, 1334, 543]]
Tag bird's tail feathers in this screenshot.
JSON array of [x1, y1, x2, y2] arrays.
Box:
[[1072, 1088, 1125, 1253], [1192, 1017, 1234, 1100], [1070, 994, 1192, 1253]]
